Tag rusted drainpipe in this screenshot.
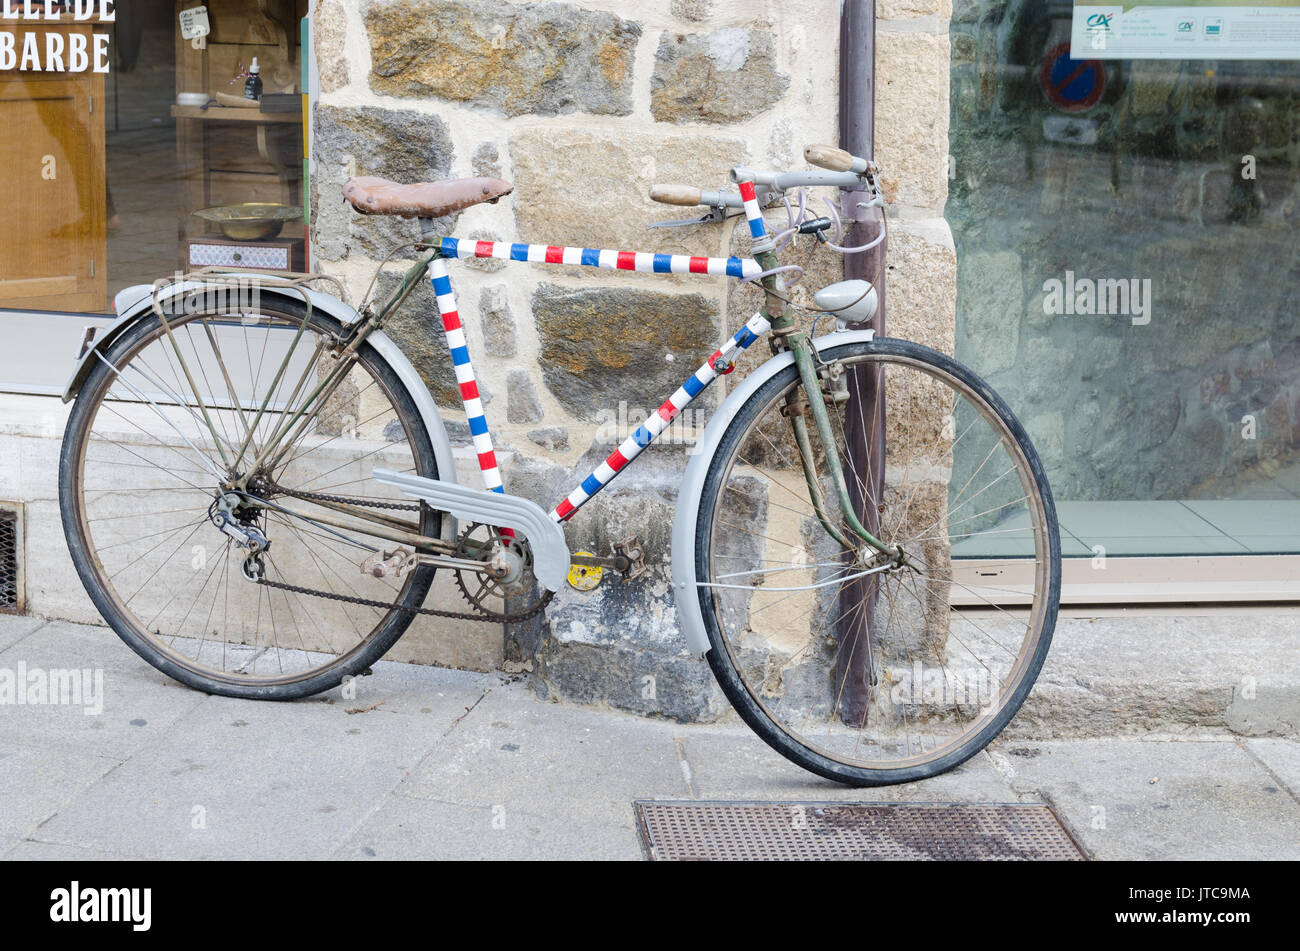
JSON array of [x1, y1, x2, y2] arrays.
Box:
[[834, 0, 885, 725]]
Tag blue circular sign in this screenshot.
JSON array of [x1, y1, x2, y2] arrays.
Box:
[[1040, 42, 1106, 113]]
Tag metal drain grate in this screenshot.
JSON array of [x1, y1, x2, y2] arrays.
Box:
[[0, 503, 23, 615], [635, 801, 1085, 861]]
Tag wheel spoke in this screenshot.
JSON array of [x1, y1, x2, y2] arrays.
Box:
[[701, 342, 1058, 782], [68, 305, 439, 692]]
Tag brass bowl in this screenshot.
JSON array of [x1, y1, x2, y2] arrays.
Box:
[[193, 203, 303, 241]]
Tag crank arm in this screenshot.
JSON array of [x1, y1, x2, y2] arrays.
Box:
[[414, 551, 504, 574], [571, 551, 631, 574], [373, 469, 570, 592]]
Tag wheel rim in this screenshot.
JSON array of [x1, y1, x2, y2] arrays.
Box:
[[703, 346, 1057, 773], [68, 306, 436, 686]]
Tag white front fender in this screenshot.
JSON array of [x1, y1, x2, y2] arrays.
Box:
[[670, 328, 876, 656]]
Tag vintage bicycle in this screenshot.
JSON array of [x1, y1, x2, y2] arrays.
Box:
[[58, 145, 1061, 786]]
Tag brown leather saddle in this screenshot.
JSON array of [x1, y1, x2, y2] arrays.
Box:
[[342, 175, 513, 219]]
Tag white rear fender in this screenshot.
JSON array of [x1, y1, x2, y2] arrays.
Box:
[[63, 278, 460, 542]]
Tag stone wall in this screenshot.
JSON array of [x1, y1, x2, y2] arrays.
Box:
[[310, 0, 955, 720]]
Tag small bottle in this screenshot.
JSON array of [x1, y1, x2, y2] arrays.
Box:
[[244, 58, 263, 102]]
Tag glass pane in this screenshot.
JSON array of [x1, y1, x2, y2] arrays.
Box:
[[949, 2, 1300, 558], [0, 0, 307, 319]]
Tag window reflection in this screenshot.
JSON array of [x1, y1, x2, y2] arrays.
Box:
[[950, 2, 1300, 556], [0, 0, 306, 316]]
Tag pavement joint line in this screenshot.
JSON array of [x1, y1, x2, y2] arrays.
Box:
[[1001, 782, 1093, 860], [444, 686, 493, 736], [672, 736, 698, 799], [327, 769, 440, 861], [2, 753, 126, 839], [25, 755, 127, 842], [337, 683, 511, 857], [4, 834, 157, 862], [0, 617, 54, 653], [1236, 736, 1300, 805], [979, 749, 1023, 798], [322, 683, 494, 858], [1037, 790, 1093, 860], [330, 676, 534, 855]]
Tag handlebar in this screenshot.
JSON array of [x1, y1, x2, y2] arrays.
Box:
[[651, 144, 875, 209], [647, 184, 738, 207], [804, 144, 871, 174]]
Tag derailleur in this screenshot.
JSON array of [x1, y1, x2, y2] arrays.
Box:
[[211, 492, 271, 555]]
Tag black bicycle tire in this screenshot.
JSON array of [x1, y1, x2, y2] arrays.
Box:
[[694, 337, 1062, 786]]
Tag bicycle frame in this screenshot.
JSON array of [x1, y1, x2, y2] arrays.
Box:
[[216, 174, 894, 559]]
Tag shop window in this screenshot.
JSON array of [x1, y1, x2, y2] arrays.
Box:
[[0, 0, 307, 319], [949, 2, 1300, 562]]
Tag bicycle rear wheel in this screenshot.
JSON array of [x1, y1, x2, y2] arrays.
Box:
[[59, 296, 441, 699], [693, 338, 1060, 785]]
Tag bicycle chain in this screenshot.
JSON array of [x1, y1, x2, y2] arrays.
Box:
[[253, 480, 553, 623], [254, 575, 552, 623], [260, 481, 423, 512]]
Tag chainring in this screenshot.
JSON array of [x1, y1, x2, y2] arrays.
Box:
[[452, 522, 550, 620]]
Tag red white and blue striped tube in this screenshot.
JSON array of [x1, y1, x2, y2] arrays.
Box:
[[427, 257, 505, 494], [439, 237, 761, 280], [737, 179, 768, 242], [551, 312, 773, 523]]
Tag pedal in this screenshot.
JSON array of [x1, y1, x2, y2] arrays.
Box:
[[614, 535, 647, 580], [567, 552, 604, 591]]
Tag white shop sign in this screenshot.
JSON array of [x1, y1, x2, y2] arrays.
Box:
[[1072, 2, 1300, 60]]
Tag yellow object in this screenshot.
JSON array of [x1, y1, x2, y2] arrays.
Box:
[[568, 554, 603, 591]]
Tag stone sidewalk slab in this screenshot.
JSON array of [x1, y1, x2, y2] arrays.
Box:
[[331, 793, 644, 861], [0, 619, 210, 760], [1, 615, 1297, 860], [987, 737, 1300, 860], [399, 686, 689, 828], [25, 694, 451, 860]]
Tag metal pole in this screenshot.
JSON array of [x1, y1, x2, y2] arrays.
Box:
[[834, 0, 885, 726]]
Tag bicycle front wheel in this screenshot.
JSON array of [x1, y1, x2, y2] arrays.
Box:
[[694, 338, 1060, 785]]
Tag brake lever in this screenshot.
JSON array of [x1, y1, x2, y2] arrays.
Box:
[[649, 206, 728, 229]]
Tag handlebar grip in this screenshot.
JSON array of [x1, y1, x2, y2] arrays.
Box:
[[804, 144, 868, 174], [650, 184, 704, 206]]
